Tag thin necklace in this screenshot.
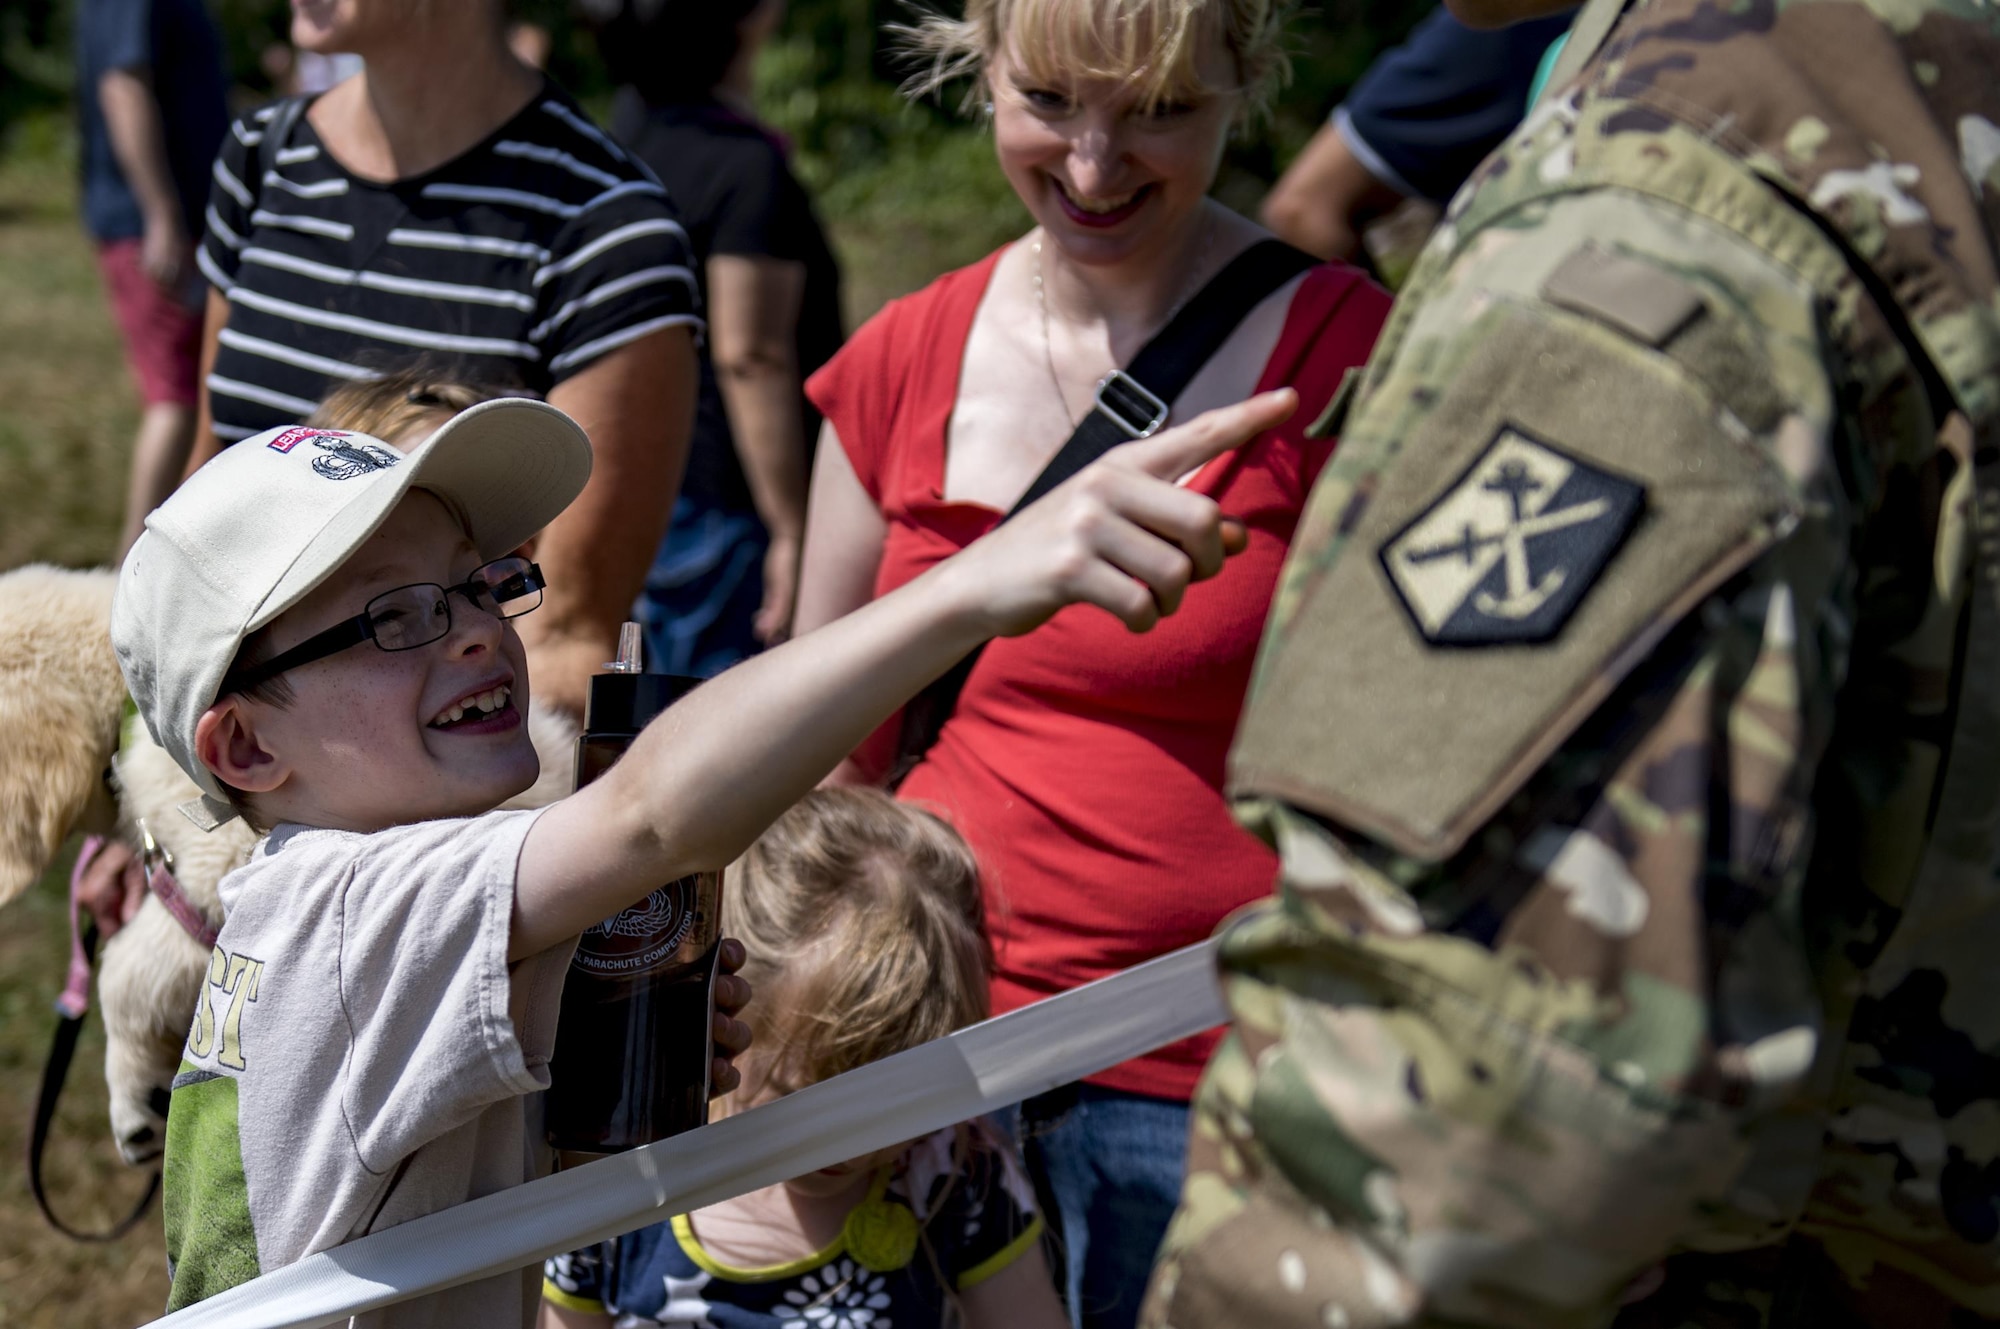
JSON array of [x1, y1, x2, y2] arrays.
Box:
[[1033, 214, 1217, 428]]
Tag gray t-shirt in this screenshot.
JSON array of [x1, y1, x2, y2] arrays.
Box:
[[161, 807, 574, 1327]]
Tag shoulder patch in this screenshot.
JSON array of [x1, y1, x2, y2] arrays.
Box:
[[1231, 299, 1798, 862], [1381, 426, 1645, 645]]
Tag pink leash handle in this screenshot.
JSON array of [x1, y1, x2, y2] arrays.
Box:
[[59, 836, 105, 1020]]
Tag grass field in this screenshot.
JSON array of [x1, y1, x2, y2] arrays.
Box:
[[0, 114, 168, 1329], [0, 103, 1022, 1326], [0, 118, 135, 574]]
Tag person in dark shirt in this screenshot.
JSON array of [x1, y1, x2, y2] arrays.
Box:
[[592, 0, 845, 675], [1261, 5, 1572, 261], [74, 0, 229, 556], [181, 0, 704, 719]]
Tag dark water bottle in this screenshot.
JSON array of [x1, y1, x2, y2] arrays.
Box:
[[546, 624, 724, 1153]]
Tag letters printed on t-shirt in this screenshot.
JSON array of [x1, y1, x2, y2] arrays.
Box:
[[188, 946, 267, 1071]]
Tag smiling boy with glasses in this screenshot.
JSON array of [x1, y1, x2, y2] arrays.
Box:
[[111, 389, 1294, 1323]]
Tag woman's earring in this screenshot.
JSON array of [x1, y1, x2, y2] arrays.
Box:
[[983, 101, 995, 116]]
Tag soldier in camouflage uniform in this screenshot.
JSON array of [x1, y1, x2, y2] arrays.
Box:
[[1141, 0, 2000, 1320]]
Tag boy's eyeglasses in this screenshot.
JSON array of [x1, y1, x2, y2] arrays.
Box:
[[223, 557, 545, 694]]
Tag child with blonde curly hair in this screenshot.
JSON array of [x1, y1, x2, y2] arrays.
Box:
[[543, 788, 1066, 1328]]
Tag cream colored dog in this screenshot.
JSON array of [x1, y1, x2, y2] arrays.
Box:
[[0, 563, 578, 1165]]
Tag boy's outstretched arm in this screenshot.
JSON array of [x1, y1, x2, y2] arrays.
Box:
[[510, 389, 1297, 958]]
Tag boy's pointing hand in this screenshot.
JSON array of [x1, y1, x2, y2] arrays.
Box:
[[957, 388, 1298, 638], [516, 391, 1297, 955]]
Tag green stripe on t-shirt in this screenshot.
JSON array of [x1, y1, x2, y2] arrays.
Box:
[[164, 1065, 261, 1311]]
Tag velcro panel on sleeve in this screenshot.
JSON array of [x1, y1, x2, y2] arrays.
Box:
[[1230, 299, 1797, 862], [1542, 242, 1706, 348]]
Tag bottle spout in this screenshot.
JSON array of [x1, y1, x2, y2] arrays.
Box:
[[607, 621, 644, 674]]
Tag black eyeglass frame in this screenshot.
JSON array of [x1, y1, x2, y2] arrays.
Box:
[[222, 557, 545, 695]]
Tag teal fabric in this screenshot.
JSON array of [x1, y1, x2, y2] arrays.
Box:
[[1526, 32, 1572, 110]]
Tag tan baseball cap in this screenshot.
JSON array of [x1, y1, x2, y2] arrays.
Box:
[[110, 397, 592, 825]]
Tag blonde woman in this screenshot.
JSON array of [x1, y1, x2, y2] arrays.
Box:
[[792, 2, 1391, 1324], [543, 789, 1067, 1328]]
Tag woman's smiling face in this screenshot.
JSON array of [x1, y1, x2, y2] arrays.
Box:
[[988, 28, 1242, 269]]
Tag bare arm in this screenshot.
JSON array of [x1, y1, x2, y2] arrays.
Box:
[[961, 1245, 1069, 1329], [510, 390, 1293, 958], [183, 286, 230, 480], [793, 422, 892, 785], [793, 421, 888, 634], [1259, 121, 1405, 263], [98, 65, 188, 287], [526, 325, 700, 715], [708, 253, 810, 643]]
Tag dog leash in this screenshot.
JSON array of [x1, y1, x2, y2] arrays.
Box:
[[29, 693, 228, 1242], [138, 819, 222, 952], [119, 695, 224, 950], [28, 835, 163, 1242]]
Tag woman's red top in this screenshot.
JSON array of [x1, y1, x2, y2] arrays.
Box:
[[807, 247, 1390, 1101]]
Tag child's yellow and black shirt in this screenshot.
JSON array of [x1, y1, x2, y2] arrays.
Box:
[[544, 1124, 1042, 1326]]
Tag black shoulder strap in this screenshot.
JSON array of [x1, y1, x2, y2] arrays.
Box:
[[1004, 239, 1319, 513], [890, 239, 1319, 785], [249, 96, 310, 203]]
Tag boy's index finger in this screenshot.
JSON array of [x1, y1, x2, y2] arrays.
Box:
[[1125, 389, 1299, 483]]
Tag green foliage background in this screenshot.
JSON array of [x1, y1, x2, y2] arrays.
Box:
[[0, 0, 1431, 311]]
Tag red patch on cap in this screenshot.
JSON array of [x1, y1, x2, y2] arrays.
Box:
[[267, 426, 347, 454]]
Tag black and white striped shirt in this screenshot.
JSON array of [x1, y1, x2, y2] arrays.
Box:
[[198, 84, 702, 442]]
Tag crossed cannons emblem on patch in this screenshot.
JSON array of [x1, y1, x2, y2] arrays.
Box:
[[1380, 427, 1646, 646]]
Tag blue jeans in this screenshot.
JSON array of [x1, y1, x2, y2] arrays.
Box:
[[632, 496, 766, 679], [1003, 1083, 1190, 1329]]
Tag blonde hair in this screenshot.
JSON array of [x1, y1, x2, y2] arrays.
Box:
[[723, 788, 989, 1103], [305, 363, 522, 447], [900, 0, 1291, 122]]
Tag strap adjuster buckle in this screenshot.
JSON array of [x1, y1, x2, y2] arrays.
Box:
[[139, 818, 174, 875], [1093, 370, 1169, 440]]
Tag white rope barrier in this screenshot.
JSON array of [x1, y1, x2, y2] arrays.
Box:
[[148, 938, 1229, 1328]]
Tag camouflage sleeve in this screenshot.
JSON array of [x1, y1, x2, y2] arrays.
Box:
[[1144, 96, 1965, 1327]]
